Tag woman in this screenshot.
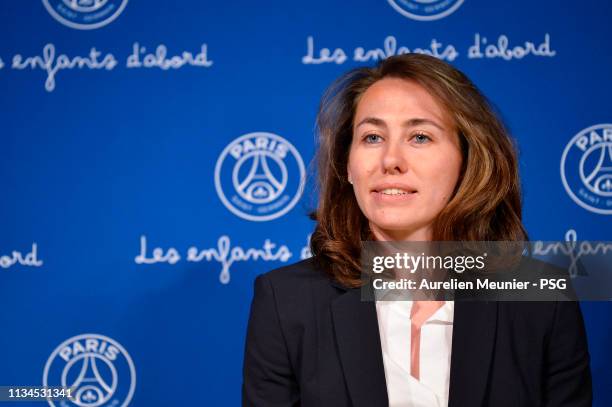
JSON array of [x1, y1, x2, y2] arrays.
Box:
[[242, 54, 592, 406]]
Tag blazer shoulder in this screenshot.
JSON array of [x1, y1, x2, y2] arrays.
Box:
[[259, 256, 332, 288], [251, 257, 340, 336]]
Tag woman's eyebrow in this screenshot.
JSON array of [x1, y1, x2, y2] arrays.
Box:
[[403, 118, 444, 130], [355, 116, 444, 130], [355, 117, 387, 129]]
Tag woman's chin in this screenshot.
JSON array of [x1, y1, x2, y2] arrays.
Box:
[[369, 221, 432, 241]]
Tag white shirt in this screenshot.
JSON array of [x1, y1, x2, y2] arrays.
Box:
[[375, 299, 454, 407]]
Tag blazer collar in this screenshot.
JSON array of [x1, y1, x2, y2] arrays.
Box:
[[330, 284, 389, 407], [330, 280, 498, 407], [448, 300, 498, 407]]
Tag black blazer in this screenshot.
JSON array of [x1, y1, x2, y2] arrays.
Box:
[[242, 257, 592, 406]]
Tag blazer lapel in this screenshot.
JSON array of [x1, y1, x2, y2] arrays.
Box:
[[448, 301, 498, 407], [330, 284, 389, 407]]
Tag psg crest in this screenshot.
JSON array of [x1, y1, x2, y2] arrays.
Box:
[[43, 334, 136, 407], [215, 132, 306, 221], [561, 124, 612, 215], [42, 0, 129, 30], [387, 0, 464, 21]]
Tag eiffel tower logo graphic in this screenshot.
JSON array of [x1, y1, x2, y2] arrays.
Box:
[[234, 151, 288, 204], [63, 354, 117, 407], [580, 142, 612, 196]]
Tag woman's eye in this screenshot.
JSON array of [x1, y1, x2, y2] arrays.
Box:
[[364, 134, 382, 143], [413, 133, 431, 144]]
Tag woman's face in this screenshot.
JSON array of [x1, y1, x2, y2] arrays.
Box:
[[347, 77, 463, 241]]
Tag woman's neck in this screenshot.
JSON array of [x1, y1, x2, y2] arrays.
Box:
[[369, 224, 433, 242]]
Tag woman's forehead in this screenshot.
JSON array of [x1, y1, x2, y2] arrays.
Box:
[[354, 78, 454, 130]]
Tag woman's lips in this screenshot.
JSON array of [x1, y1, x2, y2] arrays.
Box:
[[371, 189, 418, 202]]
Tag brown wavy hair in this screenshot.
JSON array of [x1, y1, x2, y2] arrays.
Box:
[[309, 54, 528, 288]]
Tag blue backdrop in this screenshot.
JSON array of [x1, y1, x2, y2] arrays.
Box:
[[1, 0, 610, 405]]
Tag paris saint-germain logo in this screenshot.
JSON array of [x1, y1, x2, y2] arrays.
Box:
[[42, 0, 129, 30], [43, 333, 136, 407], [387, 0, 464, 21], [561, 124, 612, 215], [215, 132, 306, 221]]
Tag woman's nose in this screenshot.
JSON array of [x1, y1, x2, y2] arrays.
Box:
[[381, 139, 408, 175]]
